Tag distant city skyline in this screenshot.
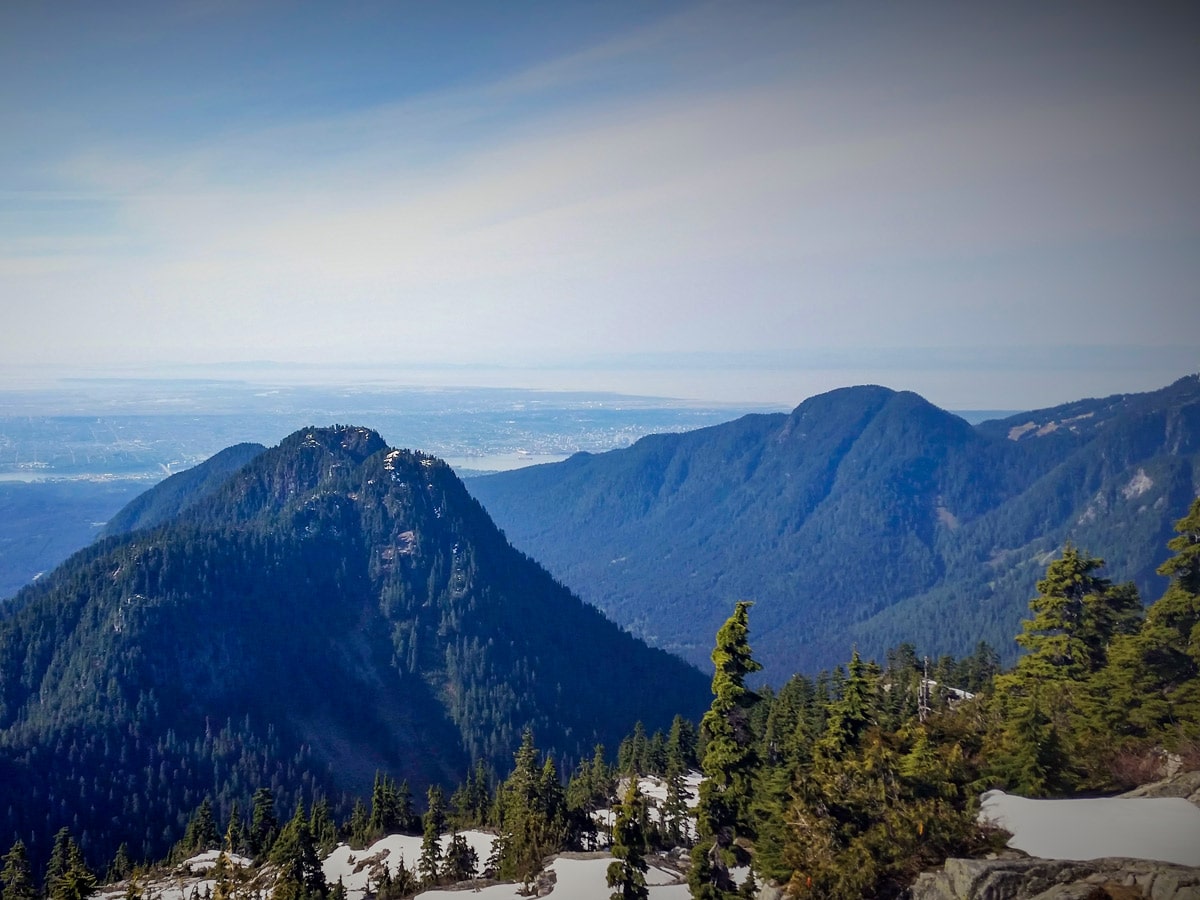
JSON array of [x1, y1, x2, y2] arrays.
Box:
[[2, 2, 1197, 408]]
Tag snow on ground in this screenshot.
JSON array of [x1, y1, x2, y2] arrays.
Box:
[[101, 772, 707, 900], [981, 790, 1200, 867], [180, 850, 255, 872], [419, 856, 688, 900], [323, 831, 496, 899], [97, 851, 259, 900], [593, 771, 704, 845]]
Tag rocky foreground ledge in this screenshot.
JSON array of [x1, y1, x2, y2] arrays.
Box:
[[910, 855, 1200, 900], [911, 770, 1200, 900]]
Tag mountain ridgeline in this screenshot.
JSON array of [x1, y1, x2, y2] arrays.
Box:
[[0, 426, 708, 869], [467, 375, 1200, 678]]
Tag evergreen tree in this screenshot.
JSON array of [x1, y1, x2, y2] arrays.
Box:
[[606, 781, 648, 900], [396, 781, 417, 833], [210, 851, 236, 900], [690, 601, 761, 900], [1, 840, 36, 900], [183, 798, 220, 854], [48, 838, 95, 900], [347, 800, 370, 848], [992, 695, 1074, 796], [818, 650, 877, 755], [1078, 497, 1200, 765], [665, 716, 697, 772], [225, 802, 246, 856], [249, 788, 279, 859], [269, 802, 324, 900], [660, 764, 691, 849], [443, 831, 478, 883], [418, 786, 445, 886], [106, 844, 132, 884], [368, 773, 396, 838], [1015, 544, 1138, 680], [309, 799, 337, 855], [1137, 497, 1200, 734], [494, 730, 565, 885], [45, 829, 75, 890]]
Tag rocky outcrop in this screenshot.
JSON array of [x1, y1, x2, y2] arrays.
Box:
[[1120, 770, 1200, 809], [910, 856, 1200, 900]]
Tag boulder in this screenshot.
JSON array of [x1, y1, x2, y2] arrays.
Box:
[[910, 857, 1200, 900]]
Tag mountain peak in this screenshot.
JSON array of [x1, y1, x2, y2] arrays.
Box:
[[280, 425, 389, 462], [788, 384, 896, 418], [1, 429, 707, 869]]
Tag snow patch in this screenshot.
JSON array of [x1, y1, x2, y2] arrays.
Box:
[[323, 832, 496, 900], [1122, 468, 1154, 500], [181, 850, 254, 872], [420, 856, 689, 900], [980, 790, 1200, 866]]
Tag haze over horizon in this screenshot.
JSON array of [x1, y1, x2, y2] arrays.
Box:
[[3, 2, 1197, 409]]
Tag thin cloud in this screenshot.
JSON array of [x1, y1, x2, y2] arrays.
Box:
[[2, 2, 1197, 406]]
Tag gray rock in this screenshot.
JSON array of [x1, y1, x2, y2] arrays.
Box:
[[1119, 771, 1200, 809], [912, 857, 1200, 900]]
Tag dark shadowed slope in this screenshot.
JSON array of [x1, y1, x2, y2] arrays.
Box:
[[100, 441, 267, 537], [0, 425, 708, 868]]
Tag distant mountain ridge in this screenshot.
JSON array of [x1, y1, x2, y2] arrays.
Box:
[[467, 375, 1200, 678], [0, 425, 707, 868]]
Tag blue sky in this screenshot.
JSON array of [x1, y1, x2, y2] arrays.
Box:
[[2, 1, 1197, 407]]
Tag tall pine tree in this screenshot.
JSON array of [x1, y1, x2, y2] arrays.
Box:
[[690, 601, 761, 900]]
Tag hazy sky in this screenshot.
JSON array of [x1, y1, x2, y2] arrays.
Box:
[[2, 1, 1197, 407]]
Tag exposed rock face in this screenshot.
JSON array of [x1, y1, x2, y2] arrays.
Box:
[[910, 856, 1200, 900], [1120, 770, 1200, 809]]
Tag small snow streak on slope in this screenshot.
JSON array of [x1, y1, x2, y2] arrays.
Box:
[[1122, 468, 1154, 500]]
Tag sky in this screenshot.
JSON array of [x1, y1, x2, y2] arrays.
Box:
[[2, 1, 1198, 408]]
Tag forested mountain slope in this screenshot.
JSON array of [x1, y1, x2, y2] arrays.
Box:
[[99, 441, 266, 538], [468, 375, 1200, 678], [0, 426, 707, 869]]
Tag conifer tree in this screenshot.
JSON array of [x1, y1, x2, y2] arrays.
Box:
[[993, 696, 1074, 796], [48, 836, 95, 900], [347, 800, 370, 848], [661, 765, 691, 849], [249, 788, 279, 859], [495, 730, 565, 884], [183, 798, 219, 854], [210, 851, 236, 900], [45, 829, 74, 890], [443, 831, 478, 883], [1014, 544, 1139, 680], [368, 773, 397, 838], [690, 601, 761, 900], [606, 781, 648, 900], [309, 799, 337, 854], [225, 802, 246, 856], [418, 786, 445, 886], [396, 781, 417, 833], [1, 840, 36, 900], [1137, 497, 1200, 732], [818, 651, 876, 755], [106, 844, 132, 884], [269, 802, 324, 900], [665, 717, 697, 772]]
